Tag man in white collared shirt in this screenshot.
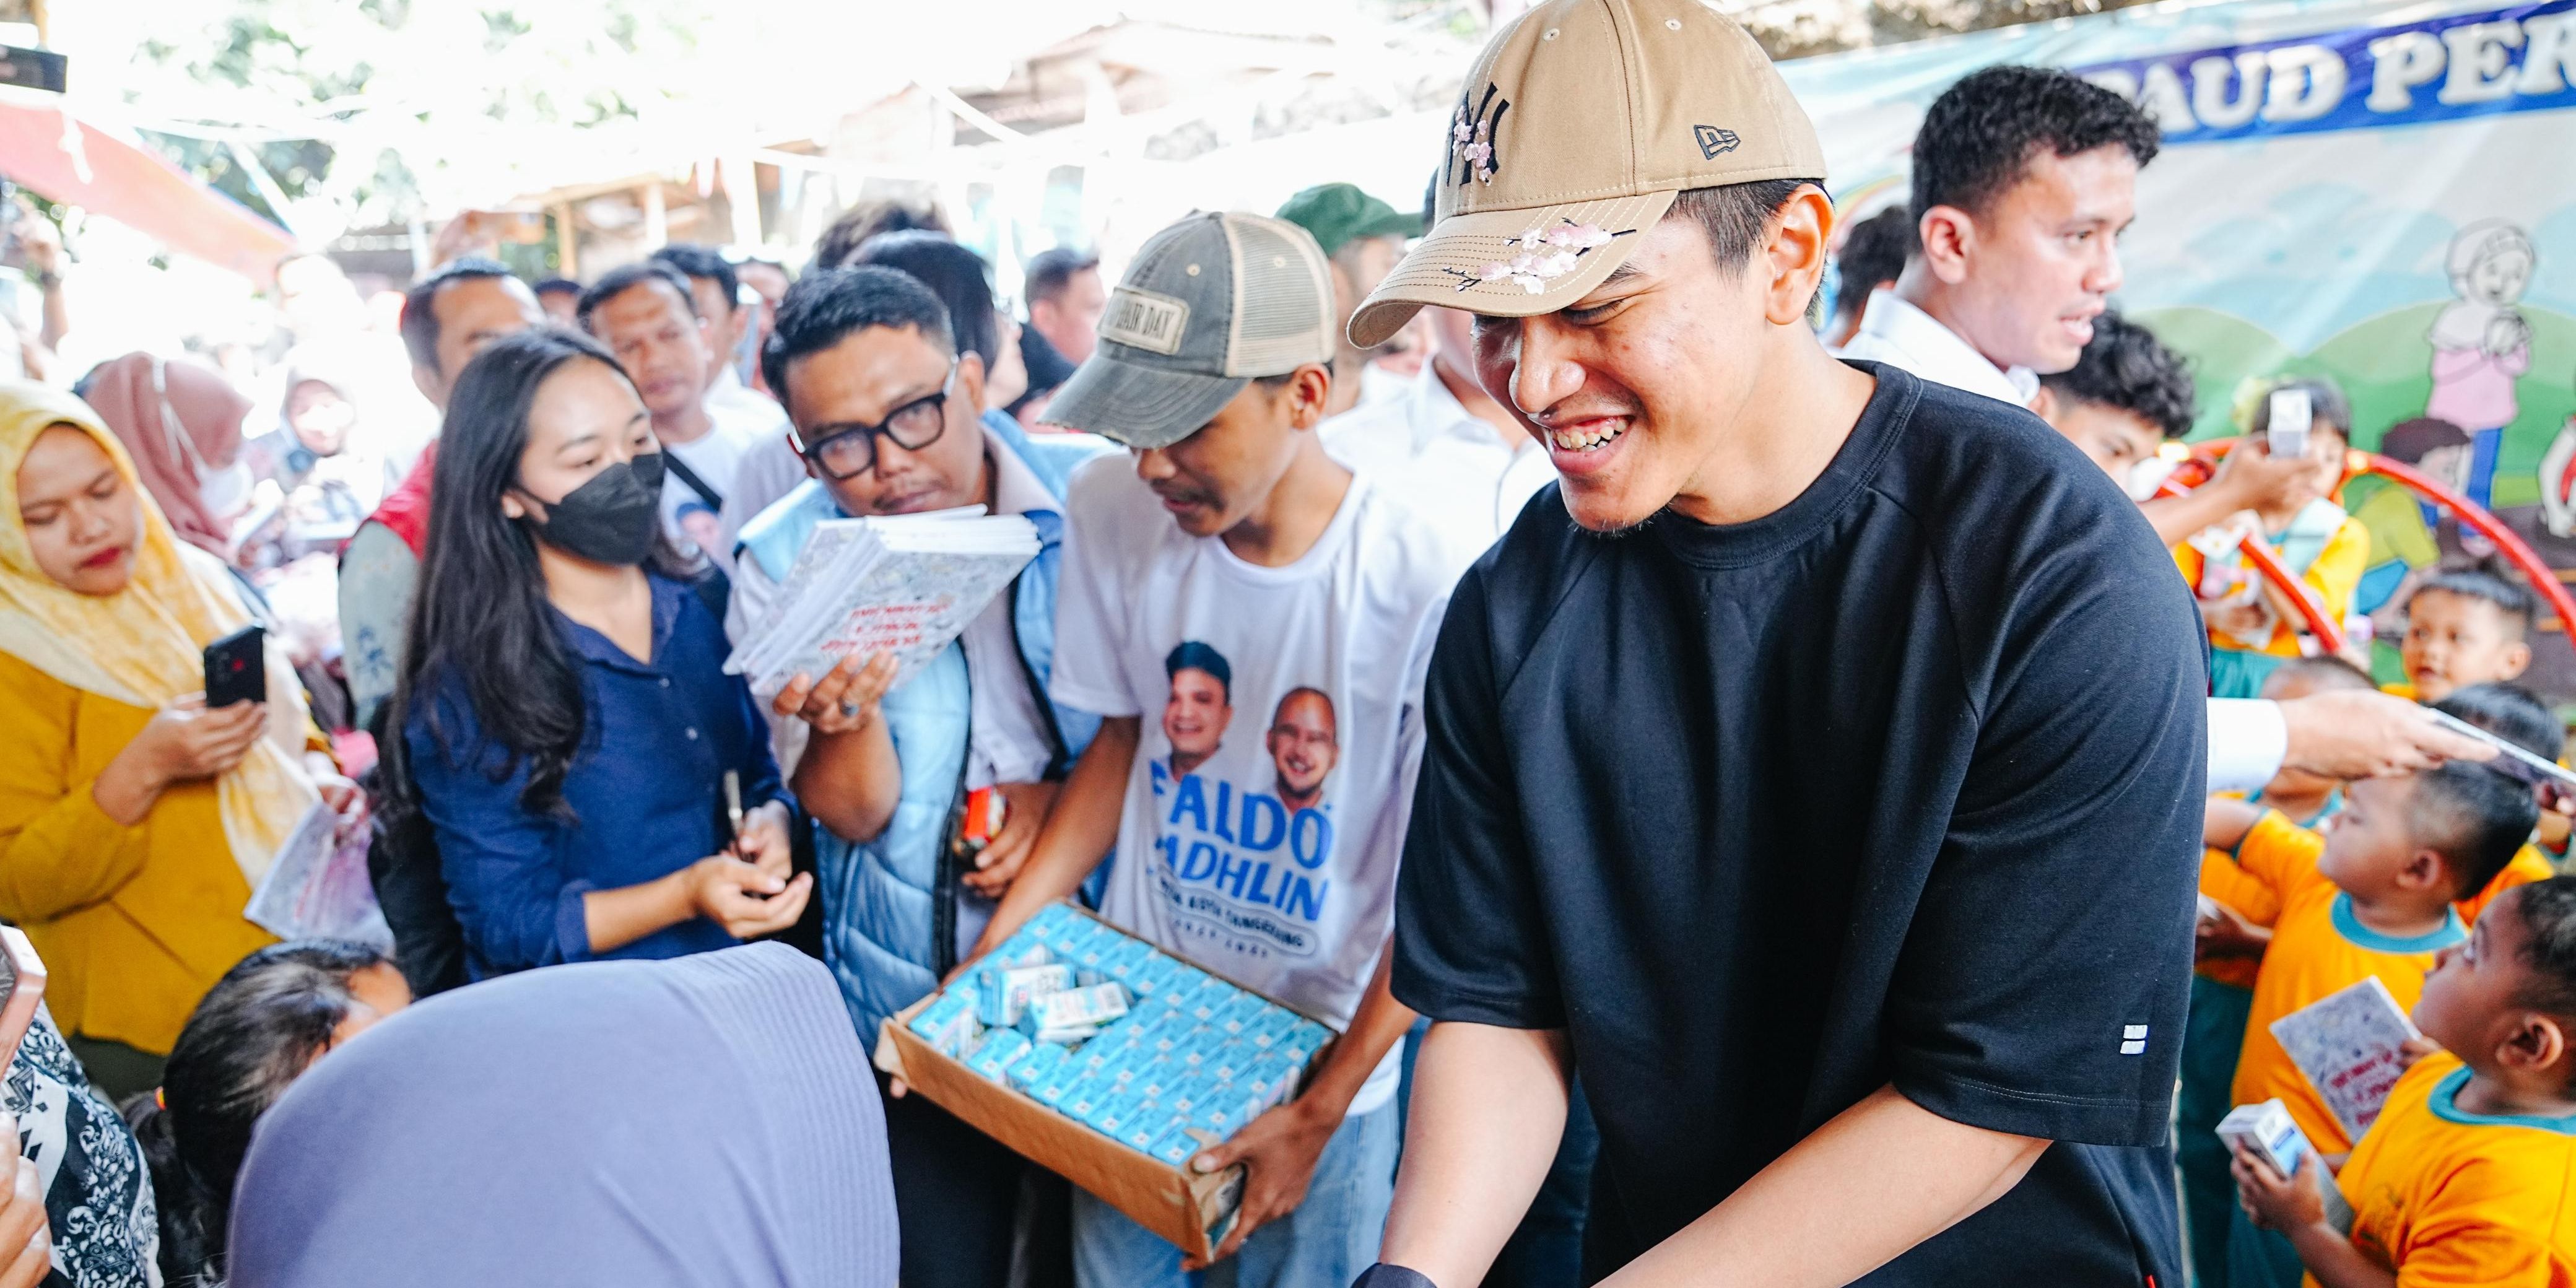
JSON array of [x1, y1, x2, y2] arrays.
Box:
[[1837, 287, 2039, 409], [1843, 65, 2487, 797], [1322, 305, 1554, 578]]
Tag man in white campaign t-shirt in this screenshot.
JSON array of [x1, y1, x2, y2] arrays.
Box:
[[971, 211, 1449, 1288], [1051, 463, 1444, 1031]]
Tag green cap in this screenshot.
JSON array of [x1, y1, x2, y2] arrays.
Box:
[[1273, 183, 1421, 258]]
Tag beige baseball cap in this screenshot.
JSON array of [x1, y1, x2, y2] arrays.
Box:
[[1349, 0, 1827, 349]]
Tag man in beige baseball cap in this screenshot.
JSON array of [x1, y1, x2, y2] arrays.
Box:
[[1359, 2, 2202, 1287]]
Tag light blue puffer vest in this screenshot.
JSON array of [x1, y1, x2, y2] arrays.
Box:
[[736, 412, 1110, 1038]]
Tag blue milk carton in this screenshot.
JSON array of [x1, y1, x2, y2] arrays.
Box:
[[1147, 1123, 1205, 1168], [967, 1028, 1033, 1081], [907, 992, 980, 1057], [1007, 1039, 1071, 1094], [1214, 992, 1266, 1037]]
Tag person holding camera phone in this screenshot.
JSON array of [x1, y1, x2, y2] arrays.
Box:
[[0, 382, 361, 1101]]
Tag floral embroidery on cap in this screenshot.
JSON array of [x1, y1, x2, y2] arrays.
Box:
[[1440, 220, 1632, 295], [1449, 85, 1509, 188], [1452, 105, 1495, 183]]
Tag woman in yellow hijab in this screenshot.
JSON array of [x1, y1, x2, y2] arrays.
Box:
[[0, 380, 362, 1099]]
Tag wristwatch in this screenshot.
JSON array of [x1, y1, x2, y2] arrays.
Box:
[[1350, 1266, 1439, 1288]]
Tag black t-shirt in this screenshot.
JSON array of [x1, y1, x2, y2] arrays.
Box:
[[1395, 363, 2206, 1284]]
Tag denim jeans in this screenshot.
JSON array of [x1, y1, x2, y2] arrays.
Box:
[[1073, 1103, 1399, 1288]]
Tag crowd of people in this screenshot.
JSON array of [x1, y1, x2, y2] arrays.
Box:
[[0, 0, 2569, 1284]]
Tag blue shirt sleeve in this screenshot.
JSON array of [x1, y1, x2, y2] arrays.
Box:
[[405, 681, 595, 972], [727, 669, 791, 815]]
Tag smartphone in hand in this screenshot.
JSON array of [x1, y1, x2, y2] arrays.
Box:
[[2266, 387, 2312, 461], [203, 624, 266, 710], [0, 929, 46, 1070]]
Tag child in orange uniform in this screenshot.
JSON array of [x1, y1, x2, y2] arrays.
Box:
[[2203, 764, 2538, 1286], [2430, 683, 2564, 924], [2186, 656, 2376, 1288], [2235, 876, 2576, 1287], [2395, 569, 2533, 705]]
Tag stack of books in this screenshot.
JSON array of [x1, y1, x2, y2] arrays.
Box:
[[725, 507, 1039, 694]]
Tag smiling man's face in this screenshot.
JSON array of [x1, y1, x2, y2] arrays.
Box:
[[1468, 215, 1779, 533], [1940, 144, 2136, 375]]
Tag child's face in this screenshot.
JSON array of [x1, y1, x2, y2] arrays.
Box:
[[2319, 776, 2446, 900], [2402, 590, 2531, 704], [2302, 424, 2349, 501], [2038, 396, 2163, 485], [2416, 887, 2540, 1061]]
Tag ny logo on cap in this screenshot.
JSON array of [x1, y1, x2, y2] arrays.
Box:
[[1448, 84, 1511, 188], [1694, 125, 1741, 160]]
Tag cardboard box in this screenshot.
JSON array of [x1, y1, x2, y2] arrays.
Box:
[[873, 905, 1330, 1261]]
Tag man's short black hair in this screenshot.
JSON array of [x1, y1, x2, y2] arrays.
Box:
[[648, 244, 739, 315], [576, 262, 698, 332], [2035, 311, 2197, 439], [2411, 760, 2541, 900], [400, 257, 514, 371], [1911, 65, 2160, 226], [1669, 180, 1815, 276], [1164, 640, 1233, 700], [1024, 248, 1102, 308], [759, 266, 954, 417], [533, 276, 582, 300], [2410, 568, 2536, 638], [1831, 207, 1915, 323], [2432, 682, 2562, 762], [851, 231, 1001, 367]]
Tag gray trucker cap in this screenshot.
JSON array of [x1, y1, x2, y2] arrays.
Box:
[[1043, 211, 1338, 450]]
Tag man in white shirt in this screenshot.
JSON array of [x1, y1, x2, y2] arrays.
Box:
[[1842, 65, 2483, 795], [1322, 303, 1552, 578], [651, 243, 783, 426], [578, 262, 764, 570], [972, 211, 1450, 1288]]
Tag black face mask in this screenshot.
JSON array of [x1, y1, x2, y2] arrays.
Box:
[[521, 454, 664, 566]]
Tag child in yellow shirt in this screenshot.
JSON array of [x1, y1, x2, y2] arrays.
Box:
[[2177, 378, 2370, 699], [2186, 657, 2375, 1288], [2430, 682, 2564, 923], [2234, 876, 2576, 1287], [2395, 570, 2534, 705], [2204, 764, 2538, 1286]]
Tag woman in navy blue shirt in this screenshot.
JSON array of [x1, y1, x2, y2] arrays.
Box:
[[394, 328, 807, 978]]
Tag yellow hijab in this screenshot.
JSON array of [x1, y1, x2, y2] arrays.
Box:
[[0, 380, 319, 886]]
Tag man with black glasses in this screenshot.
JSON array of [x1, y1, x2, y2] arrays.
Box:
[[725, 265, 1109, 1288]]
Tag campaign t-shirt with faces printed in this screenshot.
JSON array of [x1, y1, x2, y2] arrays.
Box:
[[1050, 456, 1451, 1115]]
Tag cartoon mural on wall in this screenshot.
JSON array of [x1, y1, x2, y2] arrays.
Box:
[[2431, 222, 2538, 509], [1783, 0, 2576, 694]]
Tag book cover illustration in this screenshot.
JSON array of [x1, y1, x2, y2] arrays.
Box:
[[728, 508, 1039, 695], [2269, 975, 2421, 1141]]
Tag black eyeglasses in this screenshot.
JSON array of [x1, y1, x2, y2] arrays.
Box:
[[791, 362, 957, 481]]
